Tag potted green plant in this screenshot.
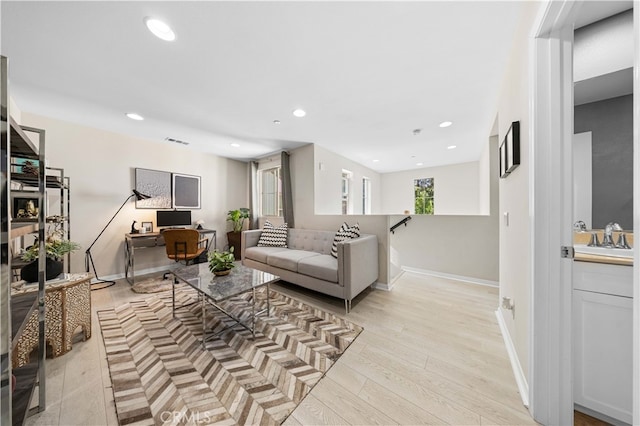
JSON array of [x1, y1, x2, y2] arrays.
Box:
[[208, 247, 236, 276], [20, 232, 80, 282], [226, 208, 250, 255]]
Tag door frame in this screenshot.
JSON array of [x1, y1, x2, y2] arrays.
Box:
[[529, 1, 639, 424], [633, 4, 639, 423]]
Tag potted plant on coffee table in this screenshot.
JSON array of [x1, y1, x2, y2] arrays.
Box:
[[208, 247, 236, 276], [226, 208, 250, 255]]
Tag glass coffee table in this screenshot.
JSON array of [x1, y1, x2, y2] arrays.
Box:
[[170, 262, 279, 346]]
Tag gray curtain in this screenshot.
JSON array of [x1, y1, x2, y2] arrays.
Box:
[[249, 161, 259, 229], [281, 151, 294, 228]]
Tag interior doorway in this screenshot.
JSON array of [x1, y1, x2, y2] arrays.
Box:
[[529, 1, 638, 425]]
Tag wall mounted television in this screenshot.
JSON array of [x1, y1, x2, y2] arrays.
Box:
[[156, 210, 192, 228]]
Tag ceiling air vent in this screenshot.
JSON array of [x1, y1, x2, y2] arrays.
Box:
[[165, 137, 189, 146]]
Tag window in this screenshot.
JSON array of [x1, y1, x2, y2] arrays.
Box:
[[341, 170, 352, 214], [259, 167, 282, 216], [414, 178, 434, 215], [362, 177, 371, 214]]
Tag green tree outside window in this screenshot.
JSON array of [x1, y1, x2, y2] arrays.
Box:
[[414, 178, 434, 215]]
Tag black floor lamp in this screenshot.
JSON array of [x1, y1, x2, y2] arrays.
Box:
[[85, 189, 151, 290]]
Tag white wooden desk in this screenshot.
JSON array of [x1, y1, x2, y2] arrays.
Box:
[[124, 229, 216, 284]]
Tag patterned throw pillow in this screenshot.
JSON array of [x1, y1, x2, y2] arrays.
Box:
[[257, 220, 288, 247], [330, 222, 361, 258]]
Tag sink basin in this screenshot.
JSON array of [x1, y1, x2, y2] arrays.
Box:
[[574, 244, 634, 259]]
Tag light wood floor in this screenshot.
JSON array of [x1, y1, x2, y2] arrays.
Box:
[[25, 271, 536, 425]]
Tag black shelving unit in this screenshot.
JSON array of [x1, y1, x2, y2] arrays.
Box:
[[1, 56, 48, 425], [8, 123, 47, 425], [9, 294, 38, 426]]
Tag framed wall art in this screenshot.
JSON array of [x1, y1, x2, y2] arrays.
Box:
[[135, 168, 172, 209], [499, 121, 520, 178], [141, 221, 153, 233], [173, 173, 201, 209]]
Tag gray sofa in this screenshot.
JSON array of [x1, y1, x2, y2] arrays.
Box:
[[241, 228, 378, 313]]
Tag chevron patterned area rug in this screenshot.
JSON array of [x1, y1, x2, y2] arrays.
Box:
[[98, 285, 362, 425]]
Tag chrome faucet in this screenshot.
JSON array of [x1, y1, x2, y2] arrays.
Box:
[[602, 222, 622, 248]]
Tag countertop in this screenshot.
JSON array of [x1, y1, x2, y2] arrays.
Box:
[[574, 230, 633, 266], [574, 252, 632, 266]]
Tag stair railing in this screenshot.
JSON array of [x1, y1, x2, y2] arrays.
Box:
[[390, 216, 412, 234]]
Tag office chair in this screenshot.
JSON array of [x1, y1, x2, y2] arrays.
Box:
[[162, 229, 209, 279]]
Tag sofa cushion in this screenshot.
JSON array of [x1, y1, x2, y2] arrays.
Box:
[[298, 255, 339, 283], [244, 246, 289, 263], [267, 250, 320, 272], [257, 220, 288, 247], [330, 222, 360, 258], [288, 229, 335, 255]]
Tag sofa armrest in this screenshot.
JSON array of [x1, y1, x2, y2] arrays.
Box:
[[241, 230, 262, 260], [338, 234, 378, 300]]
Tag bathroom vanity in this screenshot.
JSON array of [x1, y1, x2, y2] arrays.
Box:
[[573, 245, 633, 424]]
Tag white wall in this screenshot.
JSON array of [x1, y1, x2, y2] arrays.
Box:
[[573, 132, 593, 229], [314, 143, 484, 216], [309, 141, 497, 284], [496, 1, 542, 387], [389, 135, 499, 283], [479, 137, 492, 215], [19, 112, 248, 279], [293, 144, 390, 284], [381, 161, 481, 215], [314, 145, 382, 215]]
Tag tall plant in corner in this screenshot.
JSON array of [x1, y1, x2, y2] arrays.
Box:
[[226, 208, 250, 256]]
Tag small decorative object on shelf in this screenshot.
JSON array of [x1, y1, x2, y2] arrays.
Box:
[[195, 219, 205, 230], [14, 196, 39, 219], [208, 247, 235, 276], [141, 221, 153, 233], [20, 159, 39, 176], [130, 220, 139, 234]]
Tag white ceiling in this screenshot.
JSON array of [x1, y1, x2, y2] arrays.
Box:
[[0, 1, 623, 174]]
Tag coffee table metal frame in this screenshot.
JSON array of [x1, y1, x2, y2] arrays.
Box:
[[169, 262, 279, 346]]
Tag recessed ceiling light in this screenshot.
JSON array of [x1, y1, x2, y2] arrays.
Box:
[[439, 121, 453, 128], [126, 113, 144, 121], [144, 17, 176, 41], [230, 143, 240, 147], [372, 159, 380, 163], [292, 109, 306, 118], [273, 120, 281, 125], [416, 162, 424, 166], [447, 145, 457, 150]]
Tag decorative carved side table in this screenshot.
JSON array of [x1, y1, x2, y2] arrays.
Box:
[[12, 273, 92, 367]]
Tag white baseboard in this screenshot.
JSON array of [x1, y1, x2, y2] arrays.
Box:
[[373, 270, 405, 291], [401, 266, 499, 288], [495, 308, 529, 408]]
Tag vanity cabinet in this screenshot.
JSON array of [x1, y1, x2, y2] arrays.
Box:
[[572, 261, 632, 424]]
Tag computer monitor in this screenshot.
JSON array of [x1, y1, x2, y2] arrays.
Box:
[[156, 210, 192, 228]]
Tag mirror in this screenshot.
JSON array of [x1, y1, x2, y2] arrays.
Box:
[[573, 8, 634, 230]]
